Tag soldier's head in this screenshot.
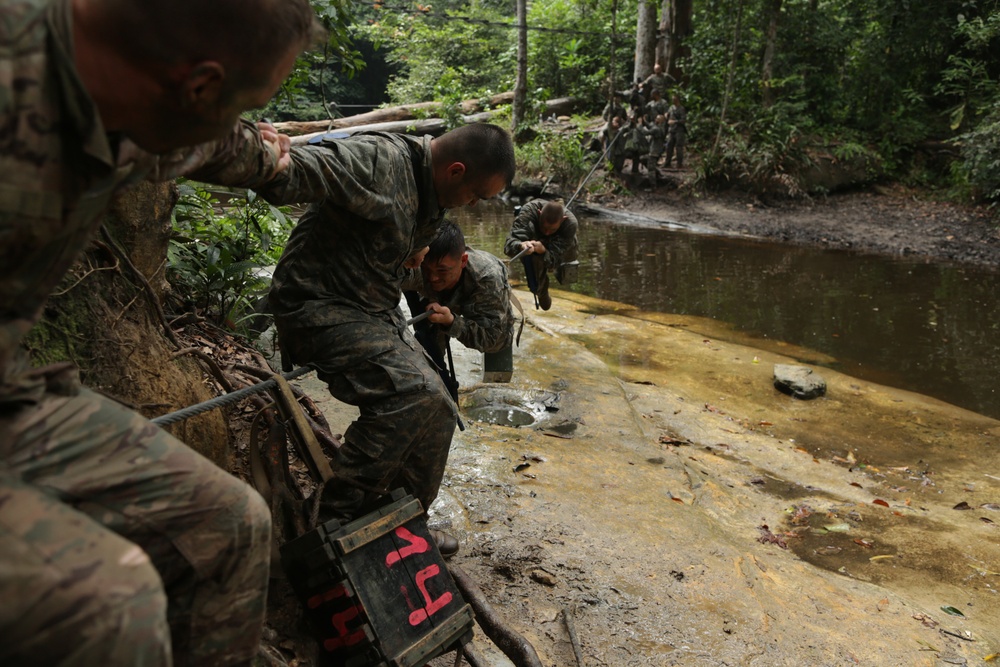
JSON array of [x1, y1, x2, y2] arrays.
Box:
[[655, 114, 665, 125], [431, 123, 516, 209], [651, 89, 662, 100], [672, 94, 683, 105], [422, 222, 469, 293], [539, 200, 568, 236], [653, 63, 663, 75], [74, 0, 325, 152]]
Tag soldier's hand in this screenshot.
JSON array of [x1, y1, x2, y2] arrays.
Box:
[[531, 240, 547, 255], [520, 241, 534, 254], [257, 121, 291, 176], [404, 246, 429, 269], [426, 303, 455, 326]]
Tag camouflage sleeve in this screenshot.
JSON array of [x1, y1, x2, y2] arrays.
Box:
[[543, 209, 579, 268], [251, 139, 397, 216], [504, 200, 542, 257], [151, 119, 280, 188], [447, 264, 512, 353]]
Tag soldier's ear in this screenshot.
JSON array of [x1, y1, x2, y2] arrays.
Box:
[[461, 252, 469, 269], [179, 62, 226, 107], [446, 162, 467, 180]]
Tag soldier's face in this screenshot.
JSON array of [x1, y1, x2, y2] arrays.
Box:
[[540, 216, 564, 236], [438, 172, 507, 209], [422, 252, 468, 293]]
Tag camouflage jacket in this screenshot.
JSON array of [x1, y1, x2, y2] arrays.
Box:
[[402, 248, 513, 354], [260, 133, 443, 331], [642, 123, 666, 155], [503, 199, 579, 270], [667, 104, 688, 135], [0, 0, 280, 403]]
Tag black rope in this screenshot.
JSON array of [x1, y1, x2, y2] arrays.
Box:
[[151, 365, 315, 427]]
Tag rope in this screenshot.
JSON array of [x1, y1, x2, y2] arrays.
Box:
[[566, 127, 622, 210], [151, 365, 315, 427]]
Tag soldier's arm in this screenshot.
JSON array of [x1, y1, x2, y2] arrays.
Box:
[[152, 119, 283, 189], [503, 201, 541, 257]]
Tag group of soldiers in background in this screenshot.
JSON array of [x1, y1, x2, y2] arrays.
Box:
[[600, 63, 688, 185]]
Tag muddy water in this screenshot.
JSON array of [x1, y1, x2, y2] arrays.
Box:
[[456, 200, 1000, 420]]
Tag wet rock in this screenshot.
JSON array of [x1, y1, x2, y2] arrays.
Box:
[[528, 568, 558, 586], [773, 364, 827, 399]]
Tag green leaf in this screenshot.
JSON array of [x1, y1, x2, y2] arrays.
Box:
[[940, 605, 965, 617]]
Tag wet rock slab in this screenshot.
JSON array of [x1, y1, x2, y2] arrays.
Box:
[[426, 288, 1000, 666]]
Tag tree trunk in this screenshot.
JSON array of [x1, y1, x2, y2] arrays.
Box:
[[634, 0, 658, 83], [712, 0, 746, 158], [663, 0, 693, 85], [25, 182, 231, 466], [761, 0, 783, 107], [512, 0, 528, 136]]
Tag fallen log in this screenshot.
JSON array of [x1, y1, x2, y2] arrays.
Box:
[[289, 97, 580, 146], [275, 92, 515, 136]]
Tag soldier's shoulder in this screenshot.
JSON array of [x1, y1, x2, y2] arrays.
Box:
[[0, 0, 48, 49]]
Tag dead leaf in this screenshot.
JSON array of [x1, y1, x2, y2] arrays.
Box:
[[854, 538, 874, 548], [873, 498, 890, 507], [953, 501, 973, 510]]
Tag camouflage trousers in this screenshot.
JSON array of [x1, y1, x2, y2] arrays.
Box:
[[277, 313, 457, 520], [0, 388, 271, 667]]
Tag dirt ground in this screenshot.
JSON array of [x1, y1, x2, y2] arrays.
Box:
[[589, 177, 1000, 270]]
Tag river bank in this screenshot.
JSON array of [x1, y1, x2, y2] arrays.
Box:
[[566, 174, 1000, 271]]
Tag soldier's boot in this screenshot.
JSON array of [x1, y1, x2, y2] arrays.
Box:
[[536, 285, 552, 311], [429, 529, 460, 558]]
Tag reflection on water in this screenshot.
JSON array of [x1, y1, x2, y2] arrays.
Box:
[[454, 200, 1000, 420]]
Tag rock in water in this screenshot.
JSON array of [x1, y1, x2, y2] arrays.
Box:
[[773, 364, 827, 400]]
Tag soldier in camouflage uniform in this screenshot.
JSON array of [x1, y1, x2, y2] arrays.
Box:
[[257, 124, 516, 550], [403, 221, 515, 396], [665, 94, 689, 168], [0, 1, 321, 665], [641, 63, 675, 98], [503, 199, 579, 311]]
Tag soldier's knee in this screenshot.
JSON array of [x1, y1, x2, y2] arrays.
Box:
[[36, 549, 170, 664]]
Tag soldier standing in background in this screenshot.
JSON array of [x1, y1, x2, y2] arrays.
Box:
[[665, 93, 689, 169]]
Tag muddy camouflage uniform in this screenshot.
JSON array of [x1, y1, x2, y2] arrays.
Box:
[[260, 133, 457, 520], [403, 247, 515, 355], [0, 1, 281, 665], [503, 199, 579, 299]]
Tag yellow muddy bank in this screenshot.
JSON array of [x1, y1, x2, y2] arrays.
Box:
[[302, 289, 1000, 666]]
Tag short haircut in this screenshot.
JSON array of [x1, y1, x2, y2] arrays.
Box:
[[540, 200, 565, 224], [435, 123, 516, 187], [96, 0, 326, 88], [426, 221, 467, 262]]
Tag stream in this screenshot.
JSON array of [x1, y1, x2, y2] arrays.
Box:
[[453, 200, 1000, 421]]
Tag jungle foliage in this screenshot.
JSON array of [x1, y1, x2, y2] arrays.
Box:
[[266, 0, 999, 202], [168, 184, 294, 334]]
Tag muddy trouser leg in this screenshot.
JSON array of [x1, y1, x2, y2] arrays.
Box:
[[665, 137, 675, 167], [0, 389, 271, 667], [289, 326, 458, 520], [676, 135, 686, 168]]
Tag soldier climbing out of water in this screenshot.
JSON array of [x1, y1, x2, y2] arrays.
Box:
[[403, 220, 517, 395], [504, 199, 579, 311]]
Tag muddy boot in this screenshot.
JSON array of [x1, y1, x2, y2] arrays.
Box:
[[429, 529, 460, 558], [536, 284, 552, 311]]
